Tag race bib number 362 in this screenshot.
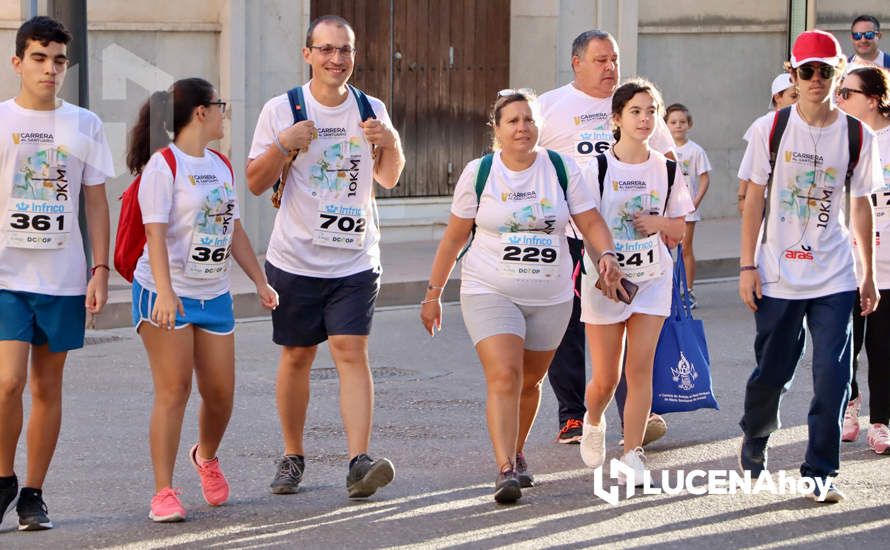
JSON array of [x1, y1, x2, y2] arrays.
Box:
[[498, 232, 561, 280], [4, 199, 71, 249], [313, 202, 367, 250]]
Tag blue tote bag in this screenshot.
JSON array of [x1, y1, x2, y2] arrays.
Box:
[[651, 246, 719, 414]]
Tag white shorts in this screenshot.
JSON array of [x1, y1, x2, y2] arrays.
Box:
[[460, 293, 572, 351]]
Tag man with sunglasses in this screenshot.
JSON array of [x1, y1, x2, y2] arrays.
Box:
[[247, 14, 404, 500], [537, 30, 677, 447], [738, 30, 883, 503], [848, 15, 890, 69]]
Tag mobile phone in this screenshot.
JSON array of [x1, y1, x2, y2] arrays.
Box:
[[595, 277, 639, 304]]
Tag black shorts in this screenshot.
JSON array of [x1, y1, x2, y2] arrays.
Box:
[[265, 261, 380, 347]]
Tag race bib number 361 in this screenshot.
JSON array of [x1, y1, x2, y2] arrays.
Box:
[[498, 232, 561, 280], [5, 198, 71, 249], [313, 202, 367, 250]]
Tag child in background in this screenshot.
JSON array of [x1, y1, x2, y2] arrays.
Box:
[[665, 104, 711, 307]]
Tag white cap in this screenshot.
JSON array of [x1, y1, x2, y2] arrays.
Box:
[[769, 73, 794, 108]]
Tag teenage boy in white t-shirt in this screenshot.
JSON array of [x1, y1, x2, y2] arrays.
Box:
[[247, 15, 405, 499], [665, 103, 711, 307], [0, 17, 113, 531], [537, 30, 676, 446], [738, 30, 882, 503]]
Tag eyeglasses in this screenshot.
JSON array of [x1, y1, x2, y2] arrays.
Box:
[[498, 88, 534, 97], [837, 87, 869, 100], [208, 100, 227, 113], [308, 44, 356, 57], [796, 64, 836, 80], [852, 31, 878, 41]]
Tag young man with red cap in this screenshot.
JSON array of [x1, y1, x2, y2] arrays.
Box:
[[737, 29, 883, 502]]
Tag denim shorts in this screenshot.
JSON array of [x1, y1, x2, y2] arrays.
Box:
[[265, 261, 380, 347], [0, 290, 86, 352], [132, 280, 235, 335]]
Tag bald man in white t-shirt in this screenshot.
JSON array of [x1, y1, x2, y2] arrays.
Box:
[[538, 30, 675, 446]]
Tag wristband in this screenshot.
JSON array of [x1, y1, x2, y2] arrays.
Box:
[[427, 284, 445, 291], [273, 134, 290, 155], [737, 195, 746, 200], [739, 265, 757, 272], [421, 298, 440, 305], [91, 264, 110, 276], [598, 250, 617, 262]]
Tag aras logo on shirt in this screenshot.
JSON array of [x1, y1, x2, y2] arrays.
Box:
[[784, 245, 814, 261], [12, 132, 53, 145]]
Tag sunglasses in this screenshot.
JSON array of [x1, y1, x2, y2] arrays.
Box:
[[851, 31, 878, 41], [796, 64, 836, 80], [836, 87, 869, 100], [498, 88, 534, 97], [208, 100, 227, 113]]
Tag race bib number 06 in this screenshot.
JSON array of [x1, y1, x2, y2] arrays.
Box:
[[615, 234, 662, 282], [498, 232, 561, 280], [313, 202, 367, 250], [4, 199, 71, 249]]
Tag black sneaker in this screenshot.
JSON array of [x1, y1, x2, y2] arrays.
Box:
[[270, 455, 305, 495], [16, 487, 52, 531], [515, 452, 534, 488], [346, 454, 395, 499], [494, 469, 521, 504], [0, 475, 17, 526], [738, 435, 769, 477], [556, 418, 583, 444]]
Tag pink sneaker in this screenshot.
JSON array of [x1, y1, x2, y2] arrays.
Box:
[[149, 487, 185, 522], [842, 396, 861, 442], [190, 444, 229, 506], [867, 423, 890, 454]]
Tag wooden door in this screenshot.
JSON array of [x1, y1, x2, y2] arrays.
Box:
[[310, 0, 510, 197]]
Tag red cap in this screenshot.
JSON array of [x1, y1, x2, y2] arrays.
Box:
[[791, 30, 843, 68]]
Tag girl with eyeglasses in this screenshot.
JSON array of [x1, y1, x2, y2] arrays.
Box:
[[738, 31, 884, 503], [577, 79, 694, 485], [421, 89, 622, 503], [127, 78, 278, 521], [835, 66, 890, 455]]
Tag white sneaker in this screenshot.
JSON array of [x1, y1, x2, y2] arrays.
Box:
[[616, 447, 648, 487], [580, 413, 606, 469]]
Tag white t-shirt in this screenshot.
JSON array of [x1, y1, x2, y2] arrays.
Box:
[[579, 150, 695, 324], [854, 125, 890, 288], [675, 140, 712, 221], [451, 148, 598, 306], [248, 83, 391, 278], [537, 82, 676, 237], [738, 120, 760, 181], [0, 99, 114, 296], [744, 108, 883, 299], [135, 144, 240, 300]]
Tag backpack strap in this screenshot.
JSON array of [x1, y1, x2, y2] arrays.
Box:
[[595, 152, 608, 198], [760, 106, 792, 243], [208, 148, 235, 181], [348, 85, 377, 121], [665, 158, 676, 214], [286, 86, 308, 123], [160, 146, 177, 179], [456, 154, 494, 261], [545, 149, 569, 199], [844, 114, 864, 223]]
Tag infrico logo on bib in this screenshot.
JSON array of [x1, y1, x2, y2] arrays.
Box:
[[499, 232, 561, 280], [5, 147, 71, 249]]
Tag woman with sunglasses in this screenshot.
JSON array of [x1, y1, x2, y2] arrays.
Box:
[[577, 79, 693, 484], [836, 66, 890, 454], [421, 89, 622, 503], [738, 31, 883, 503], [127, 78, 279, 521]]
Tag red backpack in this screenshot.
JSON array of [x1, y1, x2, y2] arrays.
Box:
[[113, 146, 234, 282]]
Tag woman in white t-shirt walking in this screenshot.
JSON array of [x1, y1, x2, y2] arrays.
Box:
[[836, 66, 890, 454], [126, 78, 278, 522], [420, 90, 622, 503], [578, 79, 694, 485]]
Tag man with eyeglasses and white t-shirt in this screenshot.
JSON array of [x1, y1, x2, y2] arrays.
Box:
[[848, 15, 890, 69]]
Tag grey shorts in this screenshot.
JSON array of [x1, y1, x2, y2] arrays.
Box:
[[460, 293, 573, 351]]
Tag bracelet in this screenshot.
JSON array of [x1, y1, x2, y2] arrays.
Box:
[[598, 250, 617, 262], [420, 298, 440, 305], [273, 134, 290, 155], [739, 265, 757, 272], [427, 284, 445, 291], [737, 195, 746, 200], [90, 264, 110, 276]]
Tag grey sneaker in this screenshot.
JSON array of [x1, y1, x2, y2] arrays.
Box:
[[346, 454, 395, 499], [515, 452, 534, 488], [270, 455, 305, 495], [494, 469, 522, 504]]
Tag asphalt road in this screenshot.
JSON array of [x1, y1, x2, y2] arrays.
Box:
[[1, 279, 889, 549]]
